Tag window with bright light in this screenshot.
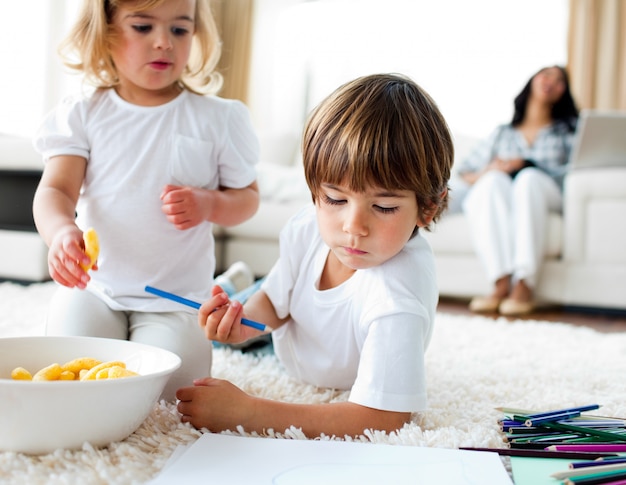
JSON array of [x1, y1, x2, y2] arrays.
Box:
[[1, 0, 568, 141], [0, 1, 81, 138], [248, 0, 569, 138]]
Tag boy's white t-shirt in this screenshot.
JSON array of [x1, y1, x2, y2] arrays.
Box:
[[34, 89, 259, 311], [262, 205, 438, 413]]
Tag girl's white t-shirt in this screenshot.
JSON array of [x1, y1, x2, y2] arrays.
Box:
[[34, 89, 259, 311], [262, 206, 438, 412]]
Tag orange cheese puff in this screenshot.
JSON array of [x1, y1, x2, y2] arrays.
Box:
[[59, 370, 76, 380], [95, 368, 111, 380], [11, 367, 33, 380], [107, 366, 139, 379], [80, 361, 125, 381], [33, 363, 63, 381], [80, 228, 100, 271], [61, 357, 102, 375]]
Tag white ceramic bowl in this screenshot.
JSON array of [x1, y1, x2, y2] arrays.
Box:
[[0, 336, 181, 454]]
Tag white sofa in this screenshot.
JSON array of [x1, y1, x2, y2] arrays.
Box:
[[219, 132, 626, 312], [3, 132, 626, 312]]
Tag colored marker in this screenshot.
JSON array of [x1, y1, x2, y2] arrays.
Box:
[[563, 469, 626, 484], [515, 410, 584, 427], [571, 458, 626, 469], [540, 423, 626, 443], [547, 444, 626, 452], [144, 285, 267, 331], [499, 404, 601, 419], [552, 462, 626, 480], [458, 447, 619, 460]]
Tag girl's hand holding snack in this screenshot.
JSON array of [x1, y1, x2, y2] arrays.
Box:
[[47, 226, 98, 289]]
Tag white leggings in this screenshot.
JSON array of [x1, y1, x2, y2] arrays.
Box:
[[461, 168, 562, 288], [45, 287, 213, 402]]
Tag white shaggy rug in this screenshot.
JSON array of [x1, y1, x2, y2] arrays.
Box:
[[2, 281, 626, 484]]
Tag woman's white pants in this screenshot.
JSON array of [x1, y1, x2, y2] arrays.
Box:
[[461, 168, 562, 288]]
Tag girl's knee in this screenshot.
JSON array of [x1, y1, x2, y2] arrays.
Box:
[[47, 288, 126, 338]]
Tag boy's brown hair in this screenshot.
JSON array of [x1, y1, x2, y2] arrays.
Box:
[[302, 73, 454, 229]]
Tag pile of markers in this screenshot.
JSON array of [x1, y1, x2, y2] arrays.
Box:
[[499, 404, 626, 484], [500, 404, 626, 449]]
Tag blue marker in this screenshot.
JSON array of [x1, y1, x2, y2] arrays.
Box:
[[144, 286, 267, 331]]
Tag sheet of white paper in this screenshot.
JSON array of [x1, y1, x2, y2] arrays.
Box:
[[150, 434, 513, 485], [159, 443, 192, 472]]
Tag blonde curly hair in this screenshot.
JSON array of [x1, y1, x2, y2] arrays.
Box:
[[58, 0, 222, 95]]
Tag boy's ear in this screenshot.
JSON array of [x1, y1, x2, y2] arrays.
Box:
[[418, 188, 448, 227], [418, 213, 435, 227]]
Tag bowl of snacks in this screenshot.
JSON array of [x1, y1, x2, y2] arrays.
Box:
[[0, 336, 181, 454]]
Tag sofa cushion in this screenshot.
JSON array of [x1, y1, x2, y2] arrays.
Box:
[[564, 168, 626, 264], [257, 131, 301, 168], [223, 200, 310, 240], [424, 212, 563, 258], [256, 163, 310, 203]]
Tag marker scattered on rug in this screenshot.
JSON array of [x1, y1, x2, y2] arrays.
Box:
[[496, 404, 626, 484], [551, 461, 626, 480], [547, 444, 626, 453], [570, 457, 626, 469]]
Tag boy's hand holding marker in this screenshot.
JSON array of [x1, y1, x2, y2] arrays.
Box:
[[199, 286, 260, 344], [143, 285, 267, 334]]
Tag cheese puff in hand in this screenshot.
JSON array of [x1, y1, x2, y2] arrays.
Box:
[[80, 228, 99, 271]]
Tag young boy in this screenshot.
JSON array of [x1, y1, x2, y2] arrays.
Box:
[[176, 73, 454, 437]]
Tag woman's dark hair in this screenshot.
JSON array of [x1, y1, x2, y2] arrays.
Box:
[[511, 65, 579, 132]]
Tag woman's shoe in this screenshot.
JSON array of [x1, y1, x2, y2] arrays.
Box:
[[498, 298, 535, 316], [469, 295, 502, 313]]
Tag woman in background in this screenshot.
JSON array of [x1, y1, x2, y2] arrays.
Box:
[[452, 66, 579, 316]]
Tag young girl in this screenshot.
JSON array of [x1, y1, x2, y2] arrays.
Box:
[[32, 0, 259, 400], [451, 65, 579, 316], [176, 73, 454, 437]]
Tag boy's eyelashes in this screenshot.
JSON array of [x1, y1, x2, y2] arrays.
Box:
[[321, 194, 399, 214], [376, 206, 399, 214], [322, 194, 344, 206]]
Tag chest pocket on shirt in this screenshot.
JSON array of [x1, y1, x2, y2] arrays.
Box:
[[170, 134, 217, 188]]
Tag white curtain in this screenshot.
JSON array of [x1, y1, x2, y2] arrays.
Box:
[[247, 0, 569, 138]]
